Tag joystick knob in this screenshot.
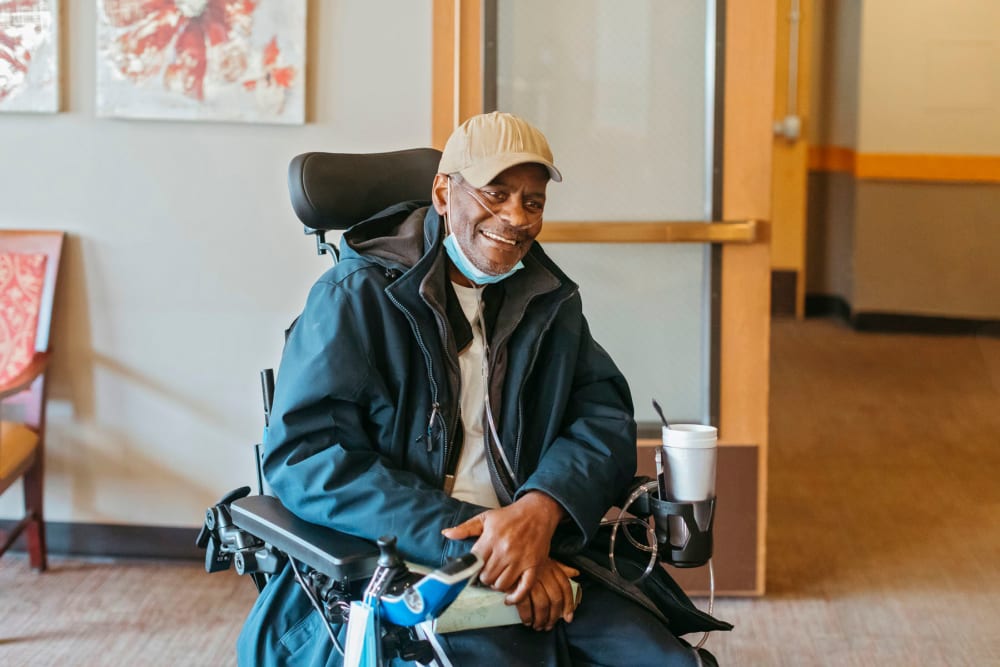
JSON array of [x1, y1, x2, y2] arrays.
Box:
[[377, 535, 404, 569]]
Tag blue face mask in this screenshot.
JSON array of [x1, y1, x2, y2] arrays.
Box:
[[443, 233, 523, 285]]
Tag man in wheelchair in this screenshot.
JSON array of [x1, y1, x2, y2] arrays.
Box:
[[237, 112, 729, 666]]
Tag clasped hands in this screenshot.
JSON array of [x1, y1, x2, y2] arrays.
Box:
[[441, 491, 579, 631]]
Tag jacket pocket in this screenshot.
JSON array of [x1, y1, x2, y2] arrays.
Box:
[[280, 610, 345, 666], [279, 610, 320, 654]]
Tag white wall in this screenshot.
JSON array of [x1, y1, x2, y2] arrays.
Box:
[[809, 0, 861, 148], [0, 0, 432, 527], [806, 0, 1000, 317], [858, 0, 1000, 154]]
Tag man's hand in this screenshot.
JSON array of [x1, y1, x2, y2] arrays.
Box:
[[510, 559, 580, 631], [441, 491, 565, 596]]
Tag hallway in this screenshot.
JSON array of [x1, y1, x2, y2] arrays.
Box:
[[711, 317, 1000, 665]]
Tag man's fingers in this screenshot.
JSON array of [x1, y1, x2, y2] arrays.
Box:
[[555, 562, 580, 579], [515, 596, 533, 626], [553, 561, 578, 621], [503, 561, 575, 631], [477, 552, 502, 587], [492, 563, 526, 594], [555, 567, 575, 623], [503, 567, 535, 604], [441, 513, 486, 540], [530, 580, 554, 631]]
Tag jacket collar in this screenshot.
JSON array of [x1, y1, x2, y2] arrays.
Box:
[[359, 206, 576, 344]]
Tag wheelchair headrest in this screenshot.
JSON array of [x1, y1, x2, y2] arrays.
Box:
[[288, 148, 443, 231]]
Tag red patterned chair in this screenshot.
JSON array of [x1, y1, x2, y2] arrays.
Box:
[[0, 230, 64, 571]]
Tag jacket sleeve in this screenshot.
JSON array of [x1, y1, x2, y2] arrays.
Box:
[[262, 278, 482, 567], [516, 310, 637, 554]]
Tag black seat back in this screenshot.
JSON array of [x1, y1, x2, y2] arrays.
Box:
[[287, 148, 443, 231]]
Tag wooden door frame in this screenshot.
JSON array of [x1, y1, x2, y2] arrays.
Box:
[[432, 0, 773, 596], [771, 0, 812, 317]]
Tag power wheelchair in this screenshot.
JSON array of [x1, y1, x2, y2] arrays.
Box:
[[196, 148, 730, 667]]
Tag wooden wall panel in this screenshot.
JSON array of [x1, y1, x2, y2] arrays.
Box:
[[771, 0, 812, 316], [720, 0, 776, 595], [432, 0, 483, 148], [637, 444, 760, 595]]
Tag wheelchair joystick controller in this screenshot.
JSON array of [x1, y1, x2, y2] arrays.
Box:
[[365, 535, 484, 629], [376, 536, 405, 570]]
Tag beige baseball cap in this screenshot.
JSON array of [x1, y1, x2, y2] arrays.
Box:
[[438, 111, 562, 188]]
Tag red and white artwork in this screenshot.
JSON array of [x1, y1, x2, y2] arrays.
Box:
[[96, 0, 305, 124], [0, 0, 59, 112]]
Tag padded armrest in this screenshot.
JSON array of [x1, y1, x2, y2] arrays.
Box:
[[230, 495, 379, 582], [288, 148, 442, 231]]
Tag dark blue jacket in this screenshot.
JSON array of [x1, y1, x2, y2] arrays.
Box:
[[238, 204, 637, 665]]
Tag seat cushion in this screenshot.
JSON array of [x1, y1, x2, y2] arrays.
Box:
[[0, 421, 40, 489], [0, 252, 48, 386]]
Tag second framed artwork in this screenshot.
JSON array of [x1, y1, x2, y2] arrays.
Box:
[[0, 0, 60, 113], [96, 0, 306, 124]]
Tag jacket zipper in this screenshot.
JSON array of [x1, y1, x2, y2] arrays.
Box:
[[386, 292, 449, 469], [428, 296, 464, 482]]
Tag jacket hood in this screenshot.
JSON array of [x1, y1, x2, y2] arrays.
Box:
[[340, 201, 438, 271]]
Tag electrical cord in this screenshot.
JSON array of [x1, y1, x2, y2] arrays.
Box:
[[601, 482, 717, 652], [695, 558, 715, 650], [476, 297, 517, 483], [289, 555, 345, 657], [602, 480, 660, 583]]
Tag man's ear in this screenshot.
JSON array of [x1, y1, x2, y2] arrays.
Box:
[[431, 173, 449, 215]]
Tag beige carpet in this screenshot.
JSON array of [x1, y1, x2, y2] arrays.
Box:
[[709, 318, 1000, 665], [0, 555, 257, 665], [1, 318, 998, 665]]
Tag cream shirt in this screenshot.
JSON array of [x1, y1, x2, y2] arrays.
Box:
[[449, 282, 501, 509]]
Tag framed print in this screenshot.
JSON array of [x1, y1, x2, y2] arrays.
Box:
[[96, 0, 305, 124], [0, 0, 60, 113]]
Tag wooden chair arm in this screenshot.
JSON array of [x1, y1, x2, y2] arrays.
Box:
[[0, 352, 50, 400]]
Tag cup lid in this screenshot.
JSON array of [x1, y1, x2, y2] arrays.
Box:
[[663, 424, 718, 448]]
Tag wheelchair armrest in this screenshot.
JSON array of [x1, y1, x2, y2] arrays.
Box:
[[230, 495, 379, 583]]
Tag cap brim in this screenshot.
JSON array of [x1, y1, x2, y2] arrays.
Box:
[[459, 152, 562, 188]]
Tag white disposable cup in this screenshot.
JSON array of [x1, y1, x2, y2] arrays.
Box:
[[661, 424, 718, 502]]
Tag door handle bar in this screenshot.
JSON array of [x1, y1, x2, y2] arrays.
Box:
[[537, 220, 764, 244]]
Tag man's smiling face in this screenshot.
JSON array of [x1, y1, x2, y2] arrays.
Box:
[[433, 163, 549, 286]]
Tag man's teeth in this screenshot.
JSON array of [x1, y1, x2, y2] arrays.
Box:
[[482, 230, 517, 245]]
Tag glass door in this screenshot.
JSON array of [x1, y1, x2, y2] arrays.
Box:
[[485, 0, 722, 427]]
